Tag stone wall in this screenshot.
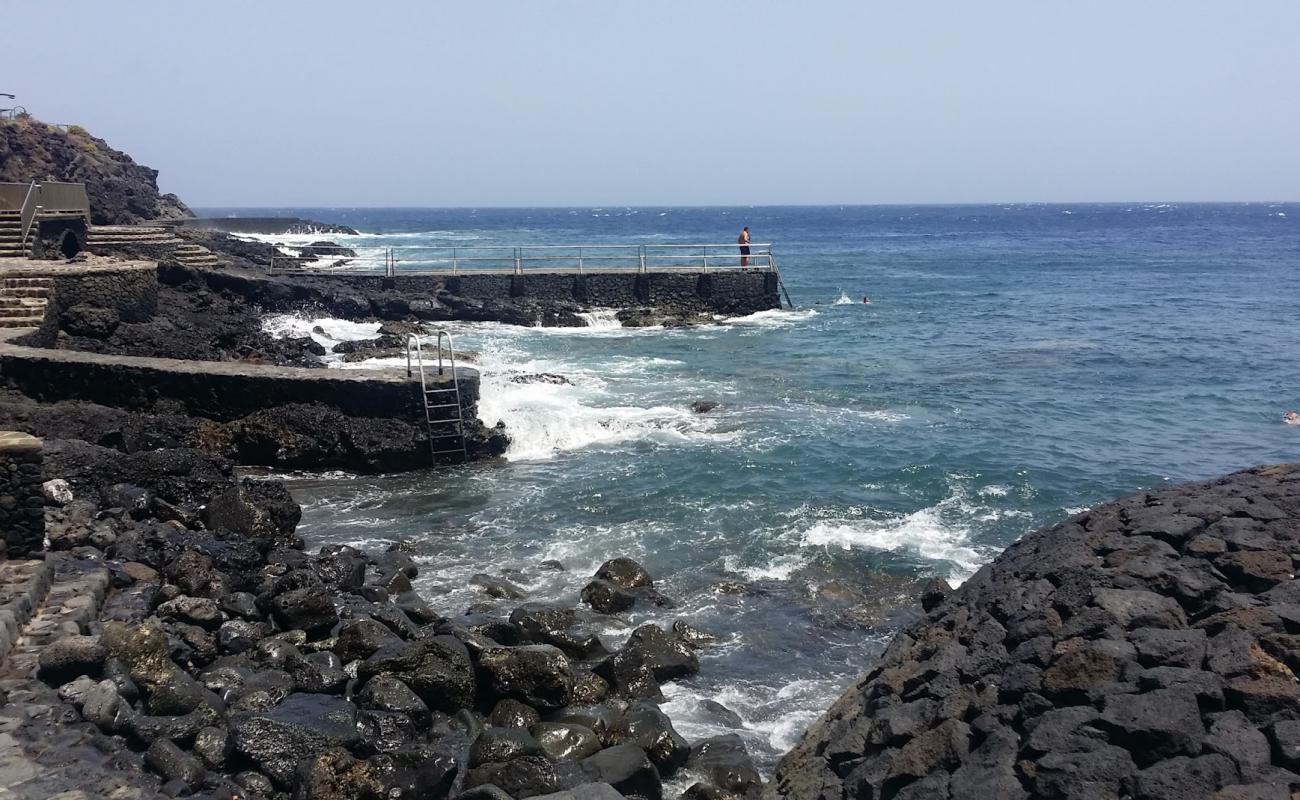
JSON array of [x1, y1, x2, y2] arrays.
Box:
[[49, 261, 158, 323], [0, 341, 476, 423], [0, 432, 44, 557]]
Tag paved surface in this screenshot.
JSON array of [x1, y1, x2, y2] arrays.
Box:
[[0, 554, 166, 800]]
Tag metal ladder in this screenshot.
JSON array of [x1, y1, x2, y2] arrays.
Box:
[[406, 331, 467, 463]]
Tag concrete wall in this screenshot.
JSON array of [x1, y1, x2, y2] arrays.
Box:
[[0, 341, 478, 423], [0, 432, 44, 558]]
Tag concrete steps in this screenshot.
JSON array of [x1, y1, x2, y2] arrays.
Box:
[[0, 277, 51, 328], [0, 217, 27, 258], [86, 225, 183, 248], [173, 242, 222, 266]]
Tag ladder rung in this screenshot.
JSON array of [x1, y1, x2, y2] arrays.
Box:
[[429, 434, 464, 440], [425, 403, 460, 410], [424, 387, 458, 394]]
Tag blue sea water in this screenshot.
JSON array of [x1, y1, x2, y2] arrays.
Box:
[[209, 203, 1300, 769]]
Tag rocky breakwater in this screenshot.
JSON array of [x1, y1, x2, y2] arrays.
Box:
[[25, 438, 763, 800], [771, 464, 1300, 800]]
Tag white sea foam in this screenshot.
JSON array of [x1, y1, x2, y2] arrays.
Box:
[[718, 308, 819, 328], [833, 290, 854, 305], [263, 312, 734, 462], [261, 314, 381, 351], [798, 492, 991, 581], [722, 552, 808, 582], [576, 309, 623, 329]]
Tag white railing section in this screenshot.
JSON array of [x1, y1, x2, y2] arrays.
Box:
[[270, 242, 778, 276]]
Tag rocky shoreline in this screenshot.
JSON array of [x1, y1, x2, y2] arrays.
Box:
[[770, 464, 1300, 800], [4, 437, 761, 799]]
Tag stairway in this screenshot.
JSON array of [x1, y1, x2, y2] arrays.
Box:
[[85, 225, 182, 248], [0, 212, 28, 258], [408, 331, 469, 463], [86, 226, 225, 267], [173, 242, 222, 267], [0, 277, 51, 328]]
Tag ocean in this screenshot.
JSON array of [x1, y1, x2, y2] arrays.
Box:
[[205, 203, 1300, 771]]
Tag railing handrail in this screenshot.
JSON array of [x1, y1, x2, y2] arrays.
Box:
[[271, 241, 777, 276]]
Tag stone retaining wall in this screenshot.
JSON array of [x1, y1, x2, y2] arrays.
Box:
[[0, 340, 475, 423], [269, 270, 782, 316], [48, 261, 158, 322], [0, 432, 43, 558]]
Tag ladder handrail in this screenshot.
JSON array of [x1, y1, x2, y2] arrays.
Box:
[[406, 330, 468, 463]]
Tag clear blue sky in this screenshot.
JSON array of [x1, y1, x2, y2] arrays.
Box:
[[7, 1, 1298, 206]]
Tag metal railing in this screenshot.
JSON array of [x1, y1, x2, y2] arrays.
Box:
[[271, 242, 777, 276], [0, 181, 92, 252]]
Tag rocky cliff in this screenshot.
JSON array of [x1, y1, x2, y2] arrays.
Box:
[[771, 465, 1300, 800], [0, 118, 191, 225]]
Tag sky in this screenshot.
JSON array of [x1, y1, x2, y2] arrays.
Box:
[[4, 1, 1299, 206]]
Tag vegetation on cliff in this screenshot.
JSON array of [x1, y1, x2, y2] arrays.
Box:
[[0, 117, 191, 225]]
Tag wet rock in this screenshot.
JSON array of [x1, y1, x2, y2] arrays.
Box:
[[287, 649, 348, 694], [690, 400, 719, 414], [334, 618, 401, 663], [477, 644, 575, 711], [357, 636, 476, 713], [531, 784, 623, 800], [356, 675, 430, 720], [610, 702, 690, 776], [490, 698, 541, 729], [532, 722, 602, 762], [581, 580, 635, 614], [470, 727, 548, 767], [688, 734, 762, 796], [464, 754, 561, 798], [144, 738, 206, 793], [602, 624, 699, 683], [595, 557, 653, 589], [581, 744, 662, 800], [672, 620, 719, 648], [267, 570, 340, 639], [473, 572, 527, 600], [510, 603, 607, 659], [229, 693, 361, 787]]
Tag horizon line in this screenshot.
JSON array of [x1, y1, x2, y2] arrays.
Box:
[[186, 200, 1300, 211]]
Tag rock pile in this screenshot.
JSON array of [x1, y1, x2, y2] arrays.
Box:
[[27, 444, 763, 799], [770, 464, 1300, 800]]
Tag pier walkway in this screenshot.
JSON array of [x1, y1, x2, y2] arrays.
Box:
[[270, 241, 781, 276]]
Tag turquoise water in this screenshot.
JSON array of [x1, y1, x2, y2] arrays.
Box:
[[218, 203, 1300, 768]]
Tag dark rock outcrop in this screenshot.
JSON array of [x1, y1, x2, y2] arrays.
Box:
[[0, 118, 191, 224]]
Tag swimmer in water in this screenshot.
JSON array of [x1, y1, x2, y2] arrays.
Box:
[[862, 296, 871, 304], [1286, 410, 1300, 426]]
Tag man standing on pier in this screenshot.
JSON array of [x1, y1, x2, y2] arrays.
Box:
[[738, 226, 751, 268]]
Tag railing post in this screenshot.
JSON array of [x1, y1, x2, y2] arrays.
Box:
[[702, 245, 708, 273], [452, 247, 458, 275], [514, 247, 522, 275], [577, 247, 583, 274], [639, 245, 647, 273]]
